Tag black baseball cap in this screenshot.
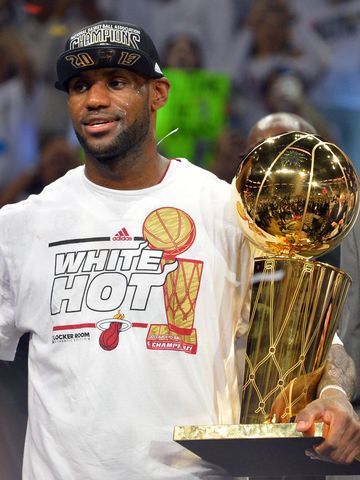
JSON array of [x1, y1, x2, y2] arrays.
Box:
[[55, 21, 164, 91]]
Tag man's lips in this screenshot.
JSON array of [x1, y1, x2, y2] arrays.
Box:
[[81, 115, 120, 134]]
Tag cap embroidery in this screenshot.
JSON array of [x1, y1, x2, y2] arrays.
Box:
[[69, 24, 141, 50], [55, 21, 163, 91]]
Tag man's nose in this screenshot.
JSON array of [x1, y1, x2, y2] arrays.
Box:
[[85, 83, 111, 109]]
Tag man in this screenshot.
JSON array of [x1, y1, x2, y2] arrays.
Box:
[[0, 21, 359, 479]]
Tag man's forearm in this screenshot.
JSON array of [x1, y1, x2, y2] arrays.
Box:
[[317, 344, 356, 400]]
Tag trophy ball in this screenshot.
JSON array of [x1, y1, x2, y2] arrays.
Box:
[[232, 131, 360, 258]]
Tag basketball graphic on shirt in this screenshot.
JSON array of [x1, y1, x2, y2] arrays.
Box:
[[143, 207, 195, 259]]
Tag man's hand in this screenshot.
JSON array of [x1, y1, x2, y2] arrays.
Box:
[[296, 390, 360, 464]]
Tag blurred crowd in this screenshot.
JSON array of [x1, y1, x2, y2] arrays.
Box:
[[0, 0, 360, 195]]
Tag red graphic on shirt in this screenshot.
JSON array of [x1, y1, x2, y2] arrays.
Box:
[[96, 310, 135, 351], [98, 311, 125, 350], [143, 207, 203, 354], [52, 317, 148, 348], [99, 322, 122, 350], [112, 227, 132, 241]]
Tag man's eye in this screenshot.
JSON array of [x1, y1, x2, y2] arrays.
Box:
[[109, 79, 125, 89], [70, 82, 88, 93]]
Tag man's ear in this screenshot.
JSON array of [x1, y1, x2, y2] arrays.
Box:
[[150, 78, 170, 111]]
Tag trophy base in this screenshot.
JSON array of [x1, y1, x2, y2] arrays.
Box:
[[173, 423, 360, 477]]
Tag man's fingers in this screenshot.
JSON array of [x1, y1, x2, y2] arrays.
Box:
[[310, 409, 360, 464], [295, 401, 323, 433], [314, 420, 360, 464], [305, 448, 336, 463], [296, 420, 316, 436], [294, 396, 360, 465]]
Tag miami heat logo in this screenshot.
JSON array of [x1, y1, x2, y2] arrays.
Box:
[[97, 310, 130, 351]]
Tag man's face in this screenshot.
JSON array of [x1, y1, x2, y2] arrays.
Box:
[[67, 68, 151, 162]]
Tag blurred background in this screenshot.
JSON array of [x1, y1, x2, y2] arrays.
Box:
[[0, 0, 360, 202]]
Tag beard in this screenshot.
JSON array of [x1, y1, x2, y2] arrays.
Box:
[[74, 104, 150, 164]]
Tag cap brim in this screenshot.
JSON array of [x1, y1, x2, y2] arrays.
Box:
[[55, 45, 163, 91]]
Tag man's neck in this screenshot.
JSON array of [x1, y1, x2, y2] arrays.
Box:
[[84, 151, 170, 190]]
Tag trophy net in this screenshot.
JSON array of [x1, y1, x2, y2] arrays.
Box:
[[241, 257, 351, 424], [163, 258, 203, 335]]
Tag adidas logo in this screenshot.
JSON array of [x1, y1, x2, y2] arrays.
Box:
[[113, 227, 132, 241]]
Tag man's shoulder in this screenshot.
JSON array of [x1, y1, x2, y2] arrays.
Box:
[[0, 166, 83, 223], [174, 158, 231, 190]]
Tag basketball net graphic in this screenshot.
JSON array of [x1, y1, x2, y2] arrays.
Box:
[[143, 207, 203, 354]]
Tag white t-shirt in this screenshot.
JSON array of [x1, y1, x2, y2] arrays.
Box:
[[0, 159, 252, 480]]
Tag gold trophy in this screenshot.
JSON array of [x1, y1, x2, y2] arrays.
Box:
[[174, 132, 360, 477], [232, 131, 359, 425]]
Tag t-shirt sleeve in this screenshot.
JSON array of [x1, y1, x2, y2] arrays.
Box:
[[0, 247, 21, 360], [332, 331, 343, 346]]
